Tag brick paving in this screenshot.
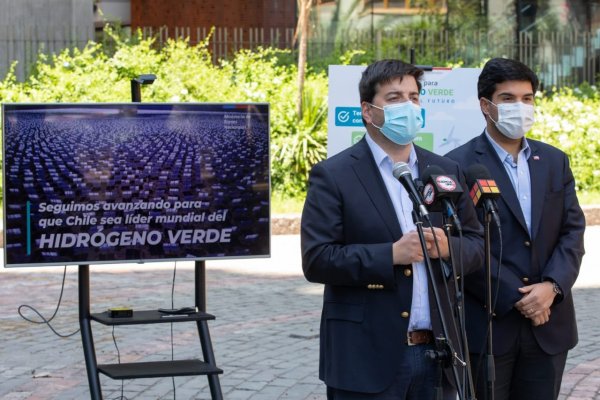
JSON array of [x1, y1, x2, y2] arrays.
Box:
[[1, 227, 599, 400]]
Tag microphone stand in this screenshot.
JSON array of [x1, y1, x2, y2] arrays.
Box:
[[482, 211, 495, 400], [441, 209, 476, 400], [411, 209, 463, 400]]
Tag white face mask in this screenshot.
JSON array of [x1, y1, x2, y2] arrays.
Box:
[[486, 100, 535, 139]]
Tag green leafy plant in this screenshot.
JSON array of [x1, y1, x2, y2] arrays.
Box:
[[0, 30, 329, 205], [530, 85, 600, 193], [271, 76, 328, 198]]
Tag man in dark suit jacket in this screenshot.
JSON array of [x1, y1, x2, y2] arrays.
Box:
[[301, 59, 484, 400], [445, 58, 586, 400]]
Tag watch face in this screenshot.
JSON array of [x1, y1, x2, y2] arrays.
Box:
[[553, 282, 562, 295]]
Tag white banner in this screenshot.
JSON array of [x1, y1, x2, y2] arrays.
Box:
[[328, 65, 484, 157]]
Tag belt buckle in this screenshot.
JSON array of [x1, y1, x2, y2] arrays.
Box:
[[407, 331, 417, 346], [407, 330, 432, 346]]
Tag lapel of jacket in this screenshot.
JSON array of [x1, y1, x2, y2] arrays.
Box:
[[527, 140, 546, 240], [350, 138, 402, 239], [473, 132, 529, 235], [414, 146, 436, 182]]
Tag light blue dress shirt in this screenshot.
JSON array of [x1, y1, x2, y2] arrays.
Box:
[[365, 134, 431, 331], [485, 131, 532, 236]]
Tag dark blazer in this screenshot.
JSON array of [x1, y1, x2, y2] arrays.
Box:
[[445, 132, 586, 356], [301, 138, 484, 393]]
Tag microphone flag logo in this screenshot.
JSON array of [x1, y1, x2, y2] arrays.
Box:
[[435, 175, 457, 191], [469, 179, 500, 207]]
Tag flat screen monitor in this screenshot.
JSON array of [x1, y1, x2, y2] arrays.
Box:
[[2, 103, 270, 267]]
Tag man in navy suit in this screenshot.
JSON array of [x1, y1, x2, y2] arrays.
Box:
[[445, 58, 586, 400], [301, 59, 484, 399]]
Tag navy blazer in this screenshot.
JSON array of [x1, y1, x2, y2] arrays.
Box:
[[445, 132, 586, 356], [301, 138, 484, 393]]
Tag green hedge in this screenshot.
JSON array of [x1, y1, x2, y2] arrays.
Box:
[[530, 85, 600, 193], [0, 30, 328, 203]]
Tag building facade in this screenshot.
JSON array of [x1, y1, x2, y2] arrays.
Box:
[[130, 0, 296, 31], [0, 0, 94, 81]]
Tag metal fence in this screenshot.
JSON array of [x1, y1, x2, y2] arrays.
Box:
[[136, 26, 297, 63], [1, 25, 599, 88], [0, 25, 93, 82], [307, 28, 600, 88]]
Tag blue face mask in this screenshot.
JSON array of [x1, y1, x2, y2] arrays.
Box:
[[370, 101, 423, 145]]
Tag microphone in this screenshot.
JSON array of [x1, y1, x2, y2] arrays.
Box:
[[465, 164, 501, 228], [392, 162, 430, 221], [421, 165, 463, 231]]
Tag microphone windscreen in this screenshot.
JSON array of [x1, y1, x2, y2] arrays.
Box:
[[466, 164, 492, 188], [392, 162, 411, 180], [421, 165, 446, 183]]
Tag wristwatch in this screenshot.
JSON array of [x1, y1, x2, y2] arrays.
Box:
[[551, 281, 562, 296]]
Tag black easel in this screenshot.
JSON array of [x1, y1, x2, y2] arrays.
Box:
[[78, 260, 223, 399]]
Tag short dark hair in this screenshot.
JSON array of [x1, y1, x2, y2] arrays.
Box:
[[359, 59, 424, 104], [478, 58, 539, 100]]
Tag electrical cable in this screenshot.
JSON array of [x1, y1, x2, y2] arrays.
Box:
[[421, 218, 467, 399], [107, 326, 130, 400], [171, 261, 177, 399], [17, 266, 79, 338], [473, 222, 503, 390], [492, 224, 503, 311]]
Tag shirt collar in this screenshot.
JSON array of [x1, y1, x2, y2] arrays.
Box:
[[365, 133, 418, 171], [484, 129, 531, 163]]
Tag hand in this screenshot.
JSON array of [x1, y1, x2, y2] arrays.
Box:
[[392, 231, 426, 265], [423, 227, 449, 259], [514, 282, 556, 320], [531, 308, 551, 327]]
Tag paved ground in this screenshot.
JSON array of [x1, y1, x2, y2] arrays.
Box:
[[1, 226, 599, 400]]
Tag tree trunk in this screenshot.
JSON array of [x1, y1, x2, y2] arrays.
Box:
[[295, 0, 312, 121]]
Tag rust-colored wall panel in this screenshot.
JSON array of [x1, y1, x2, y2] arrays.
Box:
[[131, 0, 295, 29]]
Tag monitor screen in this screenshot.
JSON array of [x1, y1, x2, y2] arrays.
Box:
[[2, 103, 270, 267]]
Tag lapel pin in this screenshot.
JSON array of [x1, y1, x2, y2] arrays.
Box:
[[533, 155, 540, 160]]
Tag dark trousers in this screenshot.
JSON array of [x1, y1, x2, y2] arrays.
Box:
[[326, 342, 457, 400], [471, 320, 568, 400]]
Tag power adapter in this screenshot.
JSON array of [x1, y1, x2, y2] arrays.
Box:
[[108, 307, 133, 318]]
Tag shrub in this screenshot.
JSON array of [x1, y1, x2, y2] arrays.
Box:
[[530, 85, 600, 193], [0, 30, 328, 203]]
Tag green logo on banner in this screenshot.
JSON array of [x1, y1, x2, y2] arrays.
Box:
[[351, 131, 365, 145], [350, 131, 432, 150], [414, 133, 433, 151]]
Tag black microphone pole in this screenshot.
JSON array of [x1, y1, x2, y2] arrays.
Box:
[[423, 165, 475, 399], [410, 207, 464, 400], [422, 168, 474, 400], [439, 209, 476, 400], [483, 210, 495, 400], [466, 164, 500, 400], [397, 163, 466, 399]]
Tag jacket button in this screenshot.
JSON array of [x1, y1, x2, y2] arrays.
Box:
[[401, 311, 409, 318], [522, 277, 530, 283], [524, 241, 531, 247], [404, 268, 412, 277]]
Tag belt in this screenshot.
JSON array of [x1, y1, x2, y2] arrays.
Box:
[[406, 330, 434, 346]]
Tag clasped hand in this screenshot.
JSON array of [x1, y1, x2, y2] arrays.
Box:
[[392, 227, 449, 265], [514, 282, 556, 326]]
